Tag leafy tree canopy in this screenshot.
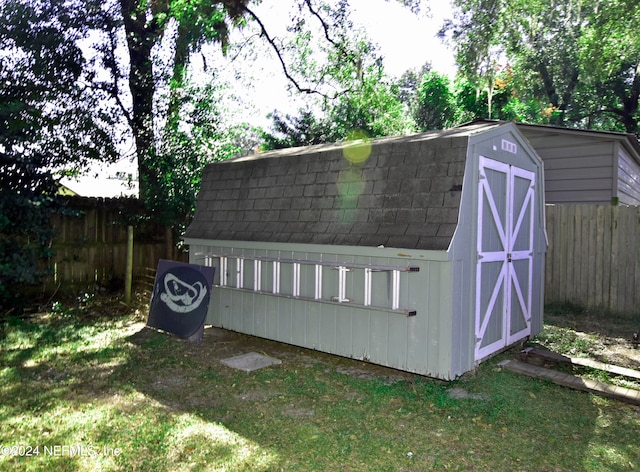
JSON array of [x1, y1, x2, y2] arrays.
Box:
[[413, 71, 457, 131], [442, 0, 640, 133], [0, 0, 426, 308], [0, 0, 120, 310], [73, 0, 426, 207]]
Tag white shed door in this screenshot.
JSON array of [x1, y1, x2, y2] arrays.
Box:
[[475, 156, 535, 361]]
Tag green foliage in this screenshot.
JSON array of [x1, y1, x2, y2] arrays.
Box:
[[577, 0, 640, 133], [395, 62, 432, 107], [328, 71, 415, 139], [0, 0, 119, 311], [499, 96, 554, 124], [444, 0, 640, 133], [451, 66, 557, 124], [262, 109, 334, 149], [2, 0, 425, 307], [263, 4, 415, 148], [445, 0, 586, 125], [112, 0, 253, 207], [449, 77, 480, 122], [167, 0, 244, 51], [413, 71, 457, 131], [0, 190, 55, 311], [112, 0, 409, 225], [262, 71, 413, 150], [152, 81, 261, 229], [283, 0, 366, 97]]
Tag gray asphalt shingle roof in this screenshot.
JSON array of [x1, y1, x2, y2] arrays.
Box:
[[185, 124, 497, 250]]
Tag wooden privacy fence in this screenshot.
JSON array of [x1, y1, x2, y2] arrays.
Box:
[[545, 204, 640, 315], [44, 198, 639, 315], [45, 196, 187, 293]]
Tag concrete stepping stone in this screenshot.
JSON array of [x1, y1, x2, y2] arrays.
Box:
[[220, 352, 282, 372]]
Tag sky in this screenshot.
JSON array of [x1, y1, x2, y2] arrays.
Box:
[[62, 0, 457, 198], [350, 0, 456, 78], [233, 0, 457, 126]]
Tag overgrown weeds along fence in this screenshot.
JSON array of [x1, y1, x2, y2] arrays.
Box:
[[545, 204, 640, 315]]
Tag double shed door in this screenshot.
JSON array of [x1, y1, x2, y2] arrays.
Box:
[[475, 155, 535, 361]]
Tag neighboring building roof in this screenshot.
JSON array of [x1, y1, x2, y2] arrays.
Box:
[[56, 183, 78, 196], [456, 119, 640, 205], [185, 122, 504, 251], [58, 175, 138, 198], [514, 121, 640, 166], [512, 121, 640, 204], [464, 118, 640, 164]]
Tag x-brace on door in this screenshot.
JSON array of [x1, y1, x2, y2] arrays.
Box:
[[475, 156, 535, 361]]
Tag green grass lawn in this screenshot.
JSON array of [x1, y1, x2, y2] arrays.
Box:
[[1, 295, 639, 471]]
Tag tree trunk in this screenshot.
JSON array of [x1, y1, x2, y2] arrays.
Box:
[[119, 0, 163, 202], [620, 64, 640, 134], [164, 21, 192, 137], [604, 65, 640, 135]]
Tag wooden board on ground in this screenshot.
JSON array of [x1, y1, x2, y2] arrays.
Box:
[[498, 359, 640, 406], [520, 347, 640, 381]]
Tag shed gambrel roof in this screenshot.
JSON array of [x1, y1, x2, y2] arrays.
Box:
[[185, 122, 503, 251]]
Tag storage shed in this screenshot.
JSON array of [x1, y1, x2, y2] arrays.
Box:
[[184, 121, 547, 380], [516, 122, 640, 205]]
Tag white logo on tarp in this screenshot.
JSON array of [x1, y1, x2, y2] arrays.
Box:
[[160, 273, 207, 313]]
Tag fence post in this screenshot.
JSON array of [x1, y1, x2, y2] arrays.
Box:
[[165, 226, 173, 260], [125, 225, 133, 304]]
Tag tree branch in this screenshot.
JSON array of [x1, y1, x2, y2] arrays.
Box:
[[241, 5, 330, 97], [303, 0, 340, 49], [240, 3, 353, 99], [303, 0, 362, 75], [95, 15, 133, 127]]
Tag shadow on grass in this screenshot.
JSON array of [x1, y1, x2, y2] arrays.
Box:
[[1, 310, 639, 471], [116, 324, 624, 471]]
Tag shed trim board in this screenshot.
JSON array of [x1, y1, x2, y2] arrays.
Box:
[[185, 122, 547, 380]]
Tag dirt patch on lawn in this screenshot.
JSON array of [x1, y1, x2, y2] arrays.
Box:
[[591, 335, 639, 370], [539, 311, 640, 370]]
